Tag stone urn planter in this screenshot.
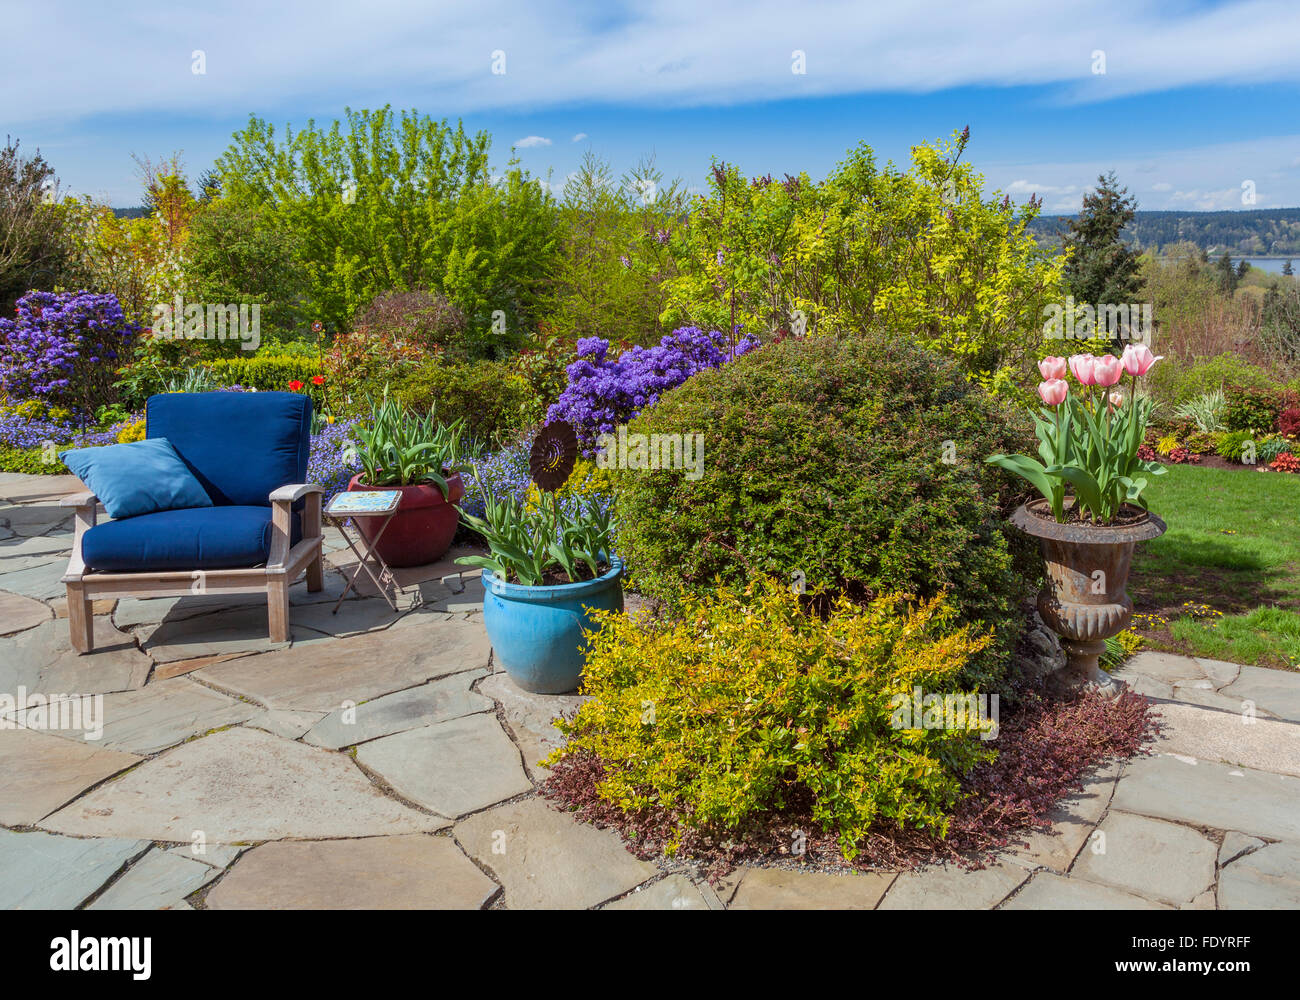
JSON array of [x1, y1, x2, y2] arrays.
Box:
[[1011, 498, 1166, 695]]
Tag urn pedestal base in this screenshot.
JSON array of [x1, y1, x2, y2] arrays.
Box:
[[1012, 500, 1167, 698]]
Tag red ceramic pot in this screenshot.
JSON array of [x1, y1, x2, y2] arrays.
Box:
[[346, 472, 464, 568]]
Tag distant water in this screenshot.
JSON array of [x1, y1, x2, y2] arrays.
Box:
[[1232, 257, 1296, 275]]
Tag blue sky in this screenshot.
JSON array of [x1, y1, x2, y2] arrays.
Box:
[[6, 0, 1300, 212]]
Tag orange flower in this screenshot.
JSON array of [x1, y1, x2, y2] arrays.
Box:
[[311, 375, 325, 386], [287, 380, 304, 391]]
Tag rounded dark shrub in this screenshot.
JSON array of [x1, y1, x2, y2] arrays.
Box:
[[612, 334, 1038, 687]]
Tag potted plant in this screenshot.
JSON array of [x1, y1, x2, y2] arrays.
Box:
[[456, 488, 621, 694], [987, 345, 1168, 694], [348, 395, 468, 567]]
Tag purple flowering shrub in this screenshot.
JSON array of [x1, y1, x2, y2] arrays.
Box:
[[306, 417, 363, 504], [546, 327, 759, 455], [0, 291, 139, 411]]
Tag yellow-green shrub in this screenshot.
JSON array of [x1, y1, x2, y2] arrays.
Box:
[[546, 576, 997, 860], [116, 418, 146, 443]]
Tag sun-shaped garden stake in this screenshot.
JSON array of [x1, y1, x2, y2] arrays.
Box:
[[529, 420, 578, 493]]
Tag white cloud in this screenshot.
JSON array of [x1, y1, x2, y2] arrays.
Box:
[[571, 133, 588, 142], [514, 135, 552, 148], [5, 0, 1300, 124], [990, 134, 1300, 212]]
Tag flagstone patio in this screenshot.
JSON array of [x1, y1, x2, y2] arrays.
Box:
[[2, 471, 1299, 910]]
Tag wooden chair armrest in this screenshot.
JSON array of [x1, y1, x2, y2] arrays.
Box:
[[60, 491, 99, 508], [268, 483, 325, 504]]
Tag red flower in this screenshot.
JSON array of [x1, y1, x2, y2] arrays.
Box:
[[311, 375, 325, 386], [287, 380, 304, 391]]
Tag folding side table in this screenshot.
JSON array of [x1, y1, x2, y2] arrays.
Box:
[[323, 490, 404, 613]]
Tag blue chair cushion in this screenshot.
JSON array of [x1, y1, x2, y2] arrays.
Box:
[[82, 506, 301, 572], [146, 392, 312, 507], [59, 438, 213, 520]]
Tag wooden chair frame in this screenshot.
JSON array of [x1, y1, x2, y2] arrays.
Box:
[[60, 483, 325, 653]]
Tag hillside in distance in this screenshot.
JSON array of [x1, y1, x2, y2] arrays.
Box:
[[1027, 208, 1300, 256]]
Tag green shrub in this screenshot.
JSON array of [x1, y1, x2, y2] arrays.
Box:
[[1147, 353, 1273, 410], [394, 360, 536, 446], [611, 334, 1037, 689], [546, 575, 997, 860], [1223, 386, 1281, 434], [0, 447, 67, 475], [1215, 430, 1256, 463], [206, 354, 322, 392]]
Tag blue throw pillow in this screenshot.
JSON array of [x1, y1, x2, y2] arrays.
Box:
[[60, 438, 213, 520]]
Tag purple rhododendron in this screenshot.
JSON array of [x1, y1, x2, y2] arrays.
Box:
[[547, 326, 759, 454], [0, 290, 138, 408]]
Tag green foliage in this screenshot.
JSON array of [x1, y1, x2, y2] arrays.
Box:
[[184, 197, 307, 345], [205, 354, 322, 391], [611, 334, 1037, 689], [1147, 353, 1275, 410], [393, 360, 536, 446], [1223, 386, 1280, 434], [1215, 430, 1256, 463], [645, 131, 1064, 384], [546, 576, 997, 860], [456, 488, 614, 585], [353, 395, 468, 493], [1173, 388, 1227, 433], [215, 107, 560, 350], [543, 152, 687, 346], [0, 138, 73, 314], [1062, 171, 1142, 308], [0, 446, 66, 475]]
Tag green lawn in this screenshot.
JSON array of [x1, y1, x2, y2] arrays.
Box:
[[1128, 464, 1300, 668]]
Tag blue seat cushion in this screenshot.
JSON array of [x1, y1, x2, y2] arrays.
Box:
[[146, 392, 312, 507], [82, 506, 301, 572]]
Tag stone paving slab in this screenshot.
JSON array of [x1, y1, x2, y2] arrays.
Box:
[[604, 874, 713, 910], [167, 843, 245, 869], [1220, 665, 1300, 724], [0, 557, 71, 599], [1219, 831, 1265, 867], [245, 708, 326, 740], [193, 617, 491, 712], [87, 847, 220, 909], [0, 727, 142, 826], [3, 679, 256, 755], [153, 652, 250, 681], [205, 835, 498, 910], [1111, 753, 1300, 842], [455, 798, 658, 909], [1003, 761, 1121, 873], [0, 590, 51, 635], [1003, 871, 1173, 909], [50, 595, 117, 620], [41, 725, 450, 842], [879, 860, 1029, 909], [0, 474, 86, 502], [357, 712, 532, 817], [0, 532, 73, 560], [303, 669, 491, 749], [1217, 841, 1300, 909], [1154, 701, 1300, 777], [0, 829, 148, 909], [727, 867, 896, 909], [1069, 810, 1217, 906], [0, 505, 72, 537], [134, 606, 314, 662], [477, 670, 585, 781], [0, 618, 151, 696]]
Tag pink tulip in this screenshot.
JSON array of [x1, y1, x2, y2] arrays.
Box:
[[1068, 354, 1097, 385], [1108, 391, 1124, 411], [1093, 354, 1124, 387], [1038, 355, 1068, 381], [1121, 343, 1164, 377], [1038, 379, 1068, 406]]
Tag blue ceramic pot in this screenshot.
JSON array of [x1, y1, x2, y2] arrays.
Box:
[[481, 556, 625, 694]]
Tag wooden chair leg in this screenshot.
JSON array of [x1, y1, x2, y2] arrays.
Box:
[[268, 578, 290, 643], [66, 582, 94, 654], [304, 492, 323, 593]]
